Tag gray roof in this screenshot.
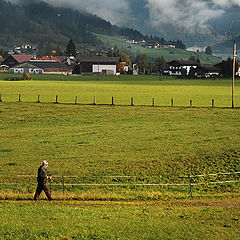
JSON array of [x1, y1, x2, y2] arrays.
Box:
[[168, 59, 199, 66], [29, 60, 73, 70], [78, 57, 120, 64]]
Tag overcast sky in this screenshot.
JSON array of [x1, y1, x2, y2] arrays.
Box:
[[10, 0, 240, 31]]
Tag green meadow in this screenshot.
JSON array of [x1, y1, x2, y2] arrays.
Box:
[[0, 75, 240, 200], [0, 75, 240, 239], [0, 74, 240, 108]]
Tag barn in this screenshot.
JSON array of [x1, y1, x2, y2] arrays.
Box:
[[74, 57, 120, 75], [2, 54, 34, 68]]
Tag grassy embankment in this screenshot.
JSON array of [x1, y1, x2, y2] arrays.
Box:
[[93, 33, 221, 65], [0, 75, 240, 200], [0, 201, 239, 240]]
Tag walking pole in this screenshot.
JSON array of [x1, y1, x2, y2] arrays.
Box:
[[50, 179, 52, 194]]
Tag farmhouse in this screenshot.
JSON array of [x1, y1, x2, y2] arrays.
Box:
[[0, 64, 10, 72], [196, 65, 220, 78], [73, 57, 120, 75], [2, 54, 34, 68], [164, 59, 199, 76], [9, 60, 73, 75]]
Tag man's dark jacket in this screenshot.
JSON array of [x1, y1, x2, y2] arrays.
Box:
[[37, 165, 48, 184]]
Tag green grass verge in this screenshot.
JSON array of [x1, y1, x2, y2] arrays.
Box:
[[0, 201, 239, 240]]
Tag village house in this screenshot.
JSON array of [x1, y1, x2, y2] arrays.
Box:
[[73, 57, 121, 75], [2, 54, 34, 68], [196, 65, 220, 78], [9, 60, 73, 75], [164, 59, 199, 76], [160, 42, 176, 48], [0, 57, 9, 72]]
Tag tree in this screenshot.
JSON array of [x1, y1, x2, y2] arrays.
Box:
[[154, 57, 167, 74], [135, 54, 149, 74], [44, 42, 53, 56], [205, 46, 212, 55], [189, 67, 196, 78], [66, 39, 77, 57], [55, 46, 63, 56], [189, 56, 197, 62], [181, 68, 187, 78]]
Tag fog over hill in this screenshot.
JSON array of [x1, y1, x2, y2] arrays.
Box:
[[5, 0, 240, 57], [10, 0, 240, 48]]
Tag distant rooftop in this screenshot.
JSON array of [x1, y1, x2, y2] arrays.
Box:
[[11, 54, 34, 63], [78, 57, 120, 64]]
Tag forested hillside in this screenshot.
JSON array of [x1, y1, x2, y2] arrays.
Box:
[[0, 0, 113, 48], [0, 0, 185, 52]]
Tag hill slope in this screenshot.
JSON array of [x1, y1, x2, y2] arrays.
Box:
[[0, 0, 113, 48], [94, 33, 221, 64]]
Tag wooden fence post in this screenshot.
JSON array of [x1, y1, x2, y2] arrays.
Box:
[[75, 96, 78, 104], [19, 94, 21, 102], [152, 98, 155, 107], [37, 94, 40, 103], [212, 99, 215, 108], [171, 99, 174, 107], [0, 94, 2, 103], [190, 100, 192, 108], [131, 97, 134, 106], [93, 96, 96, 105], [188, 174, 193, 198], [62, 175, 65, 195], [112, 97, 114, 106], [56, 95, 59, 104]]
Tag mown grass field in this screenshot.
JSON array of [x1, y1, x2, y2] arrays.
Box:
[[0, 75, 240, 200], [0, 74, 240, 108], [0, 201, 239, 240], [94, 33, 221, 65], [1, 75, 240, 239]]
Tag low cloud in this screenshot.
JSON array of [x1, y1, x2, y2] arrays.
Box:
[[145, 0, 240, 33], [8, 0, 240, 32], [10, 0, 130, 26]]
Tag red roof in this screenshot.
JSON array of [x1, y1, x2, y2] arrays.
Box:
[[12, 54, 34, 63], [36, 57, 62, 63]]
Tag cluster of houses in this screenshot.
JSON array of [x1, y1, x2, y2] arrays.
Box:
[[0, 53, 239, 78], [125, 39, 176, 49], [8, 44, 37, 55], [164, 59, 240, 78], [0, 54, 128, 76]]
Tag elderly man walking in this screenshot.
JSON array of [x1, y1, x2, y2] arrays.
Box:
[[34, 160, 52, 201]]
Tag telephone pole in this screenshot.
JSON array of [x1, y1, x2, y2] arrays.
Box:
[[232, 40, 237, 108]]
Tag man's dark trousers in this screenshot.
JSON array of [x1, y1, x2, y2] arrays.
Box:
[[34, 182, 52, 201]]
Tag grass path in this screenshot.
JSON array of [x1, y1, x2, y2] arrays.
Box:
[[0, 199, 239, 240]]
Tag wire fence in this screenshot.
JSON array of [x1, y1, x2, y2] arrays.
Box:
[[0, 93, 228, 108], [0, 171, 239, 197]]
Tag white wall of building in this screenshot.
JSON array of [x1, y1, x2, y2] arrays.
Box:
[[93, 64, 116, 75]]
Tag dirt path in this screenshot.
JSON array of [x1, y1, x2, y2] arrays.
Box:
[[0, 198, 240, 208]]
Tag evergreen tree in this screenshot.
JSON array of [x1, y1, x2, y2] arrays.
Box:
[[66, 39, 77, 57], [205, 46, 212, 55], [56, 46, 63, 56], [45, 42, 53, 56], [155, 57, 167, 74], [135, 54, 149, 74]]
